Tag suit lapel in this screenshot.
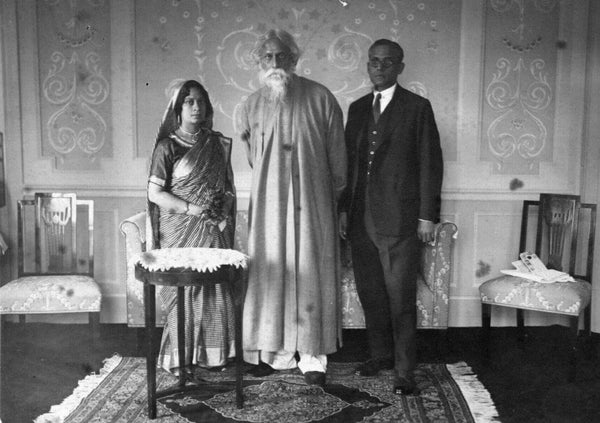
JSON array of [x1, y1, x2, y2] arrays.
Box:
[[353, 94, 373, 147], [376, 84, 405, 151], [359, 93, 374, 129]]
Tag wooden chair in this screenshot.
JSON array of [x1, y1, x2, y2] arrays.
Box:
[[0, 193, 101, 338], [479, 193, 596, 380], [340, 221, 458, 330]]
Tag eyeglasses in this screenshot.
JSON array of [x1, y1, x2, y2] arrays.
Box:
[[260, 52, 291, 64], [367, 57, 399, 69]]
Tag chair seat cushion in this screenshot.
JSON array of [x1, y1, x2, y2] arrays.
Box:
[[479, 275, 591, 316], [0, 275, 101, 314]]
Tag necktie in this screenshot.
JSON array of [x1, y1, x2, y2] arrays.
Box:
[[373, 93, 381, 124]]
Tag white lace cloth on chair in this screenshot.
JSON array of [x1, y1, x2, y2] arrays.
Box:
[[134, 247, 248, 272]]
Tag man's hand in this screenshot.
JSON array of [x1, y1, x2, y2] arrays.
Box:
[[417, 220, 435, 243], [339, 212, 348, 240]]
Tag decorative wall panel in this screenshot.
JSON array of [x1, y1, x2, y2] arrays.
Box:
[[37, 0, 112, 171], [134, 0, 461, 166], [481, 0, 559, 175], [474, 212, 520, 286]]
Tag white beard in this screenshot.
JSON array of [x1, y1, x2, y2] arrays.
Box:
[[259, 68, 292, 103]]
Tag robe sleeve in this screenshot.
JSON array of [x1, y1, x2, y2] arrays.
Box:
[[325, 94, 347, 202], [237, 100, 254, 168]]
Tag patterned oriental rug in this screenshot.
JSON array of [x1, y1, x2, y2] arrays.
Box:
[[35, 356, 500, 423]]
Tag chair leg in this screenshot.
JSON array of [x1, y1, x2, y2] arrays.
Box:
[[481, 303, 491, 362], [568, 316, 579, 382], [136, 327, 145, 356], [581, 307, 594, 359], [89, 312, 101, 347], [434, 328, 449, 359], [516, 308, 525, 345], [584, 305, 592, 337], [437, 328, 450, 358]]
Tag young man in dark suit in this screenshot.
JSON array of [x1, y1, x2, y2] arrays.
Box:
[[339, 39, 444, 395]]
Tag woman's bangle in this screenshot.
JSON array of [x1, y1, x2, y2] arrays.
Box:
[[184, 202, 190, 215]]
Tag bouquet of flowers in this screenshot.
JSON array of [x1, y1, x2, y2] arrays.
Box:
[[198, 189, 233, 225]]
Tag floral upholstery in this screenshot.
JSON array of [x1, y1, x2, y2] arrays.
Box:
[[121, 212, 457, 329], [479, 276, 591, 316], [0, 275, 101, 314], [341, 222, 457, 329], [120, 211, 251, 327], [120, 211, 165, 326]]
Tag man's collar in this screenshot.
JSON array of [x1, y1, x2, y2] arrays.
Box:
[[373, 83, 397, 98]]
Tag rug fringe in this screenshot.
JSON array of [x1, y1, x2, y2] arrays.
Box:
[[446, 361, 501, 423], [33, 354, 123, 423]]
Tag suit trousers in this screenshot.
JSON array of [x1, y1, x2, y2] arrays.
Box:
[[349, 200, 419, 377]]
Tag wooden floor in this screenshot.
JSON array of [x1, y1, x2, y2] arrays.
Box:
[[1, 323, 600, 423]]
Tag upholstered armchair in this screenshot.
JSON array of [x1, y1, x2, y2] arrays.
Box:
[[119, 210, 249, 327], [341, 222, 458, 329], [121, 211, 456, 329]]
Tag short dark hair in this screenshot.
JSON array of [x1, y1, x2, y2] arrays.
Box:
[[369, 39, 404, 63], [173, 80, 214, 123]]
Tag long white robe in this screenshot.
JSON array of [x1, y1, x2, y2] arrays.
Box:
[[238, 75, 347, 359]]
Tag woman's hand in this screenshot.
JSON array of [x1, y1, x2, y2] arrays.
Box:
[[339, 212, 348, 240], [148, 182, 195, 215], [186, 202, 204, 216]]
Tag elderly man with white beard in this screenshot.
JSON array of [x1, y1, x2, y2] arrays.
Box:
[[237, 29, 347, 386]]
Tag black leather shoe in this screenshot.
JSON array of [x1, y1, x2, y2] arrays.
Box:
[[393, 375, 419, 395], [304, 371, 326, 386], [354, 357, 394, 376], [247, 362, 276, 377]]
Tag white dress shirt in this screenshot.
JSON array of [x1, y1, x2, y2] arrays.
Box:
[[372, 84, 396, 114]]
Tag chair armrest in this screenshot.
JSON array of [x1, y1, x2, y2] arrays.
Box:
[[420, 222, 458, 295], [234, 210, 249, 254], [418, 222, 457, 329], [119, 211, 150, 326], [119, 211, 147, 253]]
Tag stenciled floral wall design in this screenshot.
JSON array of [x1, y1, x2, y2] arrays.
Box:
[[28, 0, 575, 181], [134, 0, 461, 167], [482, 0, 559, 175], [37, 0, 111, 171]]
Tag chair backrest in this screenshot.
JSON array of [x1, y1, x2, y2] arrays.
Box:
[[17, 193, 94, 277], [519, 193, 596, 281]]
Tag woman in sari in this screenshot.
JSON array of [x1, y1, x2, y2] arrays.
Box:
[[147, 79, 236, 373]]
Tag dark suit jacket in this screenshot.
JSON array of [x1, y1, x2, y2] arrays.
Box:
[[341, 84, 443, 237]]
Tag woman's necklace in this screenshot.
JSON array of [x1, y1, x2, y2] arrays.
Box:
[[179, 126, 202, 138], [177, 126, 202, 145]]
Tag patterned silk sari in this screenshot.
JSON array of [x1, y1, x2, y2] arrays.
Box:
[[150, 130, 236, 370]]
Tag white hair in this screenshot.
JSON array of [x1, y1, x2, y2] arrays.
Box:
[[253, 29, 301, 67]]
